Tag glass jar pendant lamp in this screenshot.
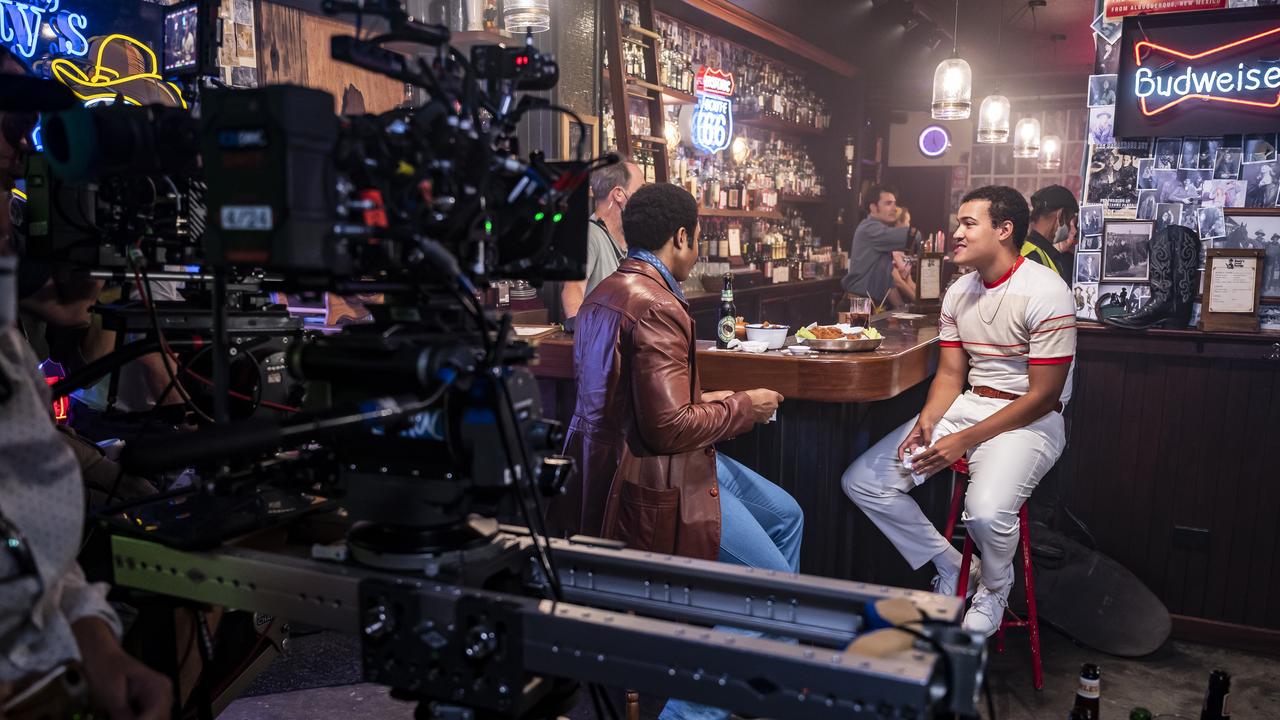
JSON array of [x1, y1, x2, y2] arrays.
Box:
[[504, 0, 550, 32], [931, 0, 970, 120], [976, 94, 1010, 143], [1013, 117, 1041, 158], [1038, 134, 1062, 170]]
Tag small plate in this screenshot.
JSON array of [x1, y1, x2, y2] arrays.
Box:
[[803, 337, 884, 352]]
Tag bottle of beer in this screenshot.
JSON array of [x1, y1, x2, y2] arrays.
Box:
[[716, 274, 736, 349], [1200, 669, 1231, 719], [1071, 663, 1101, 720], [1129, 708, 1153, 720]]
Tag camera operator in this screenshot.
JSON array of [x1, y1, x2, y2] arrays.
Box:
[[0, 47, 172, 719]]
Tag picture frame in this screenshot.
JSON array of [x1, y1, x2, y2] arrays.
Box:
[[915, 253, 944, 301], [1200, 249, 1265, 333], [1221, 208, 1280, 301], [1102, 220, 1154, 282], [559, 113, 598, 162]]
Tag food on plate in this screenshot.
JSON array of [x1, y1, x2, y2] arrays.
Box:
[[862, 327, 883, 340], [796, 326, 816, 340], [811, 325, 847, 339]]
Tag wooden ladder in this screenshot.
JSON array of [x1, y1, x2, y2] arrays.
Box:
[[602, 0, 670, 182]]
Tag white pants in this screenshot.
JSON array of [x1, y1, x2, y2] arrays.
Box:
[[842, 392, 1066, 593]]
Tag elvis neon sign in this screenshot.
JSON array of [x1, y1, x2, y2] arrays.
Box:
[[1131, 26, 1280, 117], [0, 0, 90, 60], [690, 67, 734, 155]]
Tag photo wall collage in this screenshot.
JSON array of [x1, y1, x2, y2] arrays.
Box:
[[1075, 5, 1280, 329]]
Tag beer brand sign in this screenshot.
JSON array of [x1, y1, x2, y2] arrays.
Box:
[[691, 67, 734, 154], [1104, 0, 1224, 18], [1117, 9, 1280, 137]]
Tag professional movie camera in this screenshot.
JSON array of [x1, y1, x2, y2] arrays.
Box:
[[10, 1, 989, 716]]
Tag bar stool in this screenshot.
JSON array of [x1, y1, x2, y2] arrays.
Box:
[[943, 456, 1044, 691]]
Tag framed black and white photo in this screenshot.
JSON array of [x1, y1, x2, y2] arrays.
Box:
[[1087, 74, 1117, 107], [1155, 203, 1181, 234], [1099, 283, 1152, 314], [1260, 304, 1280, 331], [1137, 189, 1158, 220], [1245, 133, 1276, 162], [1091, 13, 1121, 45], [1137, 158, 1156, 190], [1088, 107, 1114, 146], [1214, 147, 1242, 179], [1080, 203, 1105, 237], [1155, 138, 1181, 169], [1075, 252, 1101, 283], [1180, 138, 1200, 170], [994, 146, 1015, 175], [1199, 138, 1223, 171], [1153, 169, 1179, 203], [1222, 208, 1280, 300], [1080, 233, 1103, 251], [1242, 161, 1280, 208], [970, 144, 993, 175], [1103, 221, 1154, 282], [1074, 282, 1099, 321], [1094, 38, 1119, 75], [1198, 206, 1227, 241], [1180, 204, 1200, 230]]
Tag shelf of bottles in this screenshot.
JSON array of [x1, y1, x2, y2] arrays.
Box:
[[669, 124, 826, 210], [685, 210, 835, 291], [604, 3, 832, 130]]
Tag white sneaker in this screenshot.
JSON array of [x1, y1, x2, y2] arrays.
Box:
[[962, 585, 1009, 638], [931, 556, 981, 599]]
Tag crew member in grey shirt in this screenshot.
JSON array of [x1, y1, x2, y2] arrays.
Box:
[[842, 184, 911, 307], [560, 160, 644, 319]]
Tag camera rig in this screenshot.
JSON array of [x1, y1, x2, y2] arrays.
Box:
[[10, 0, 991, 716]]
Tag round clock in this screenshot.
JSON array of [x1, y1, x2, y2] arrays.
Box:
[[918, 125, 951, 158]]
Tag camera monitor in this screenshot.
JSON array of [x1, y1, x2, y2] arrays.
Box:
[[164, 0, 218, 77]]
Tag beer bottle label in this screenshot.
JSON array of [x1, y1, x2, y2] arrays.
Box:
[[1221, 692, 1230, 717], [1077, 677, 1100, 700], [717, 316, 736, 343]]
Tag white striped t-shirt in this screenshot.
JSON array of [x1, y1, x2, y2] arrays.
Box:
[[938, 257, 1077, 405]]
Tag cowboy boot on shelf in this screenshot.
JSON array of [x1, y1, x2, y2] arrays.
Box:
[[1104, 226, 1198, 330]]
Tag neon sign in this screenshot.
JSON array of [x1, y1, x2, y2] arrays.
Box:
[[690, 67, 734, 155], [0, 0, 89, 59], [1132, 26, 1280, 117]]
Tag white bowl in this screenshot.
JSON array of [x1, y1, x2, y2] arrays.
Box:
[[745, 324, 789, 349]]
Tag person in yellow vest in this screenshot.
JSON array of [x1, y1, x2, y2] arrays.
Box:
[[1022, 185, 1079, 285]]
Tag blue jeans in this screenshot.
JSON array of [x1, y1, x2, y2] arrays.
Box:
[[659, 453, 803, 720]]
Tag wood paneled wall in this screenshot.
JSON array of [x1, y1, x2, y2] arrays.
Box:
[[1065, 330, 1280, 633], [255, 1, 404, 113]]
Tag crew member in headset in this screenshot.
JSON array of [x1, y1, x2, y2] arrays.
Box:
[[1021, 184, 1079, 285], [0, 46, 172, 719]]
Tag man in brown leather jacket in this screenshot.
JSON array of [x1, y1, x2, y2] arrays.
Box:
[[551, 182, 800, 563], [550, 183, 802, 719]]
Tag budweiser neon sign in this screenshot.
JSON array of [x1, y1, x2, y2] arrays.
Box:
[[1132, 26, 1280, 116]]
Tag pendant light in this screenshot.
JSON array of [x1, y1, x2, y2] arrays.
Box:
[[1038, 134, 1062, 170], [931, 0, 971, 120], [503, 0, 550, 33], [1013, 117, 1041, 158], [977, 94, 1011, 143], [976, 1, 1009, 143]]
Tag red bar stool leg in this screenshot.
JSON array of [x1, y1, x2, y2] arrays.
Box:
[[1018, 504, 1044, 690], [956, 536, 974, 599], [943, 472, 966, 543]]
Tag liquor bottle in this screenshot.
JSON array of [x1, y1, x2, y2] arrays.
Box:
[[1071, 663, 1101, 720], [1200, 669, 1231, 719], [1129, 709, 1153, 720], [716, 274, 736, 349]]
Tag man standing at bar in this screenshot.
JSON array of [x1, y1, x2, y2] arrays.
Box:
[[842, 185, 912, 309], [1022, 184, 1079, 285], [557, 161, 644, 322], [842, 186, 1075, 637]]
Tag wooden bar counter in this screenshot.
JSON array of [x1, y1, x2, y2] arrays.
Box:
[[529, 315, 943, 588]]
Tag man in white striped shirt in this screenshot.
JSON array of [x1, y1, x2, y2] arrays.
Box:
[[843, 186, 1076, 637]]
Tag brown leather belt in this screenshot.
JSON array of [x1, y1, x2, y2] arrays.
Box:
[[972, 385, 1064, 413]]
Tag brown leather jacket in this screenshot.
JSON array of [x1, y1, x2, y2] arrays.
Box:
[[546, 259, 754, 560]]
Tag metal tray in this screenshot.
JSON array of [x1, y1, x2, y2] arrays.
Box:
[[801, 336, 884, 353]]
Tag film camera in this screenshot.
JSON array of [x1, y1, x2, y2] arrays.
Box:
[[13, 1, 988, 717]]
